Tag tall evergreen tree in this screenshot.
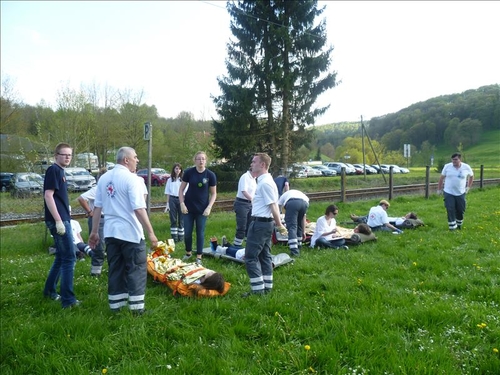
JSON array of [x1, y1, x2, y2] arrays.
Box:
[[212, 0, 337, 172]]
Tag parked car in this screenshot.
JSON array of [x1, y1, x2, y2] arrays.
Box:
[[311, 165, 337, 177], [353, 164, 377, 174], [370, 164, 382, 174], [1, 172, 14, 192], [106, 162, 115, 170], [136, 168, 170, 186], [346, 163, 363, 175], [301, 166, 323, 177], [381, 164, 401, 173], [324, 162, 356, 175], [64, 167, 96, 191], [396, 165, 410, 173], [10, 172, 44, 198]]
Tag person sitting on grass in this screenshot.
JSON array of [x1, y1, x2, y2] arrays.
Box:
[[310, 204, 349, 250]]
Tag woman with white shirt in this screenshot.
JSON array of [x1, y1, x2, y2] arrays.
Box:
[[310, 204, 348, 249], [164, 163, 185, 242]]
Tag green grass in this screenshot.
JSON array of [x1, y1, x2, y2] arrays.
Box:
[[1, 187, 500, 374]]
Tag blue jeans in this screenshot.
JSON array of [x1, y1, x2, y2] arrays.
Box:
[[315, 236, 346, 248], [43, 220, 77, 307], [183, 212, 207, 255]]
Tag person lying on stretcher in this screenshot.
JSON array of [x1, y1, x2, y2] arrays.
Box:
[[151, 255, 226, 293]]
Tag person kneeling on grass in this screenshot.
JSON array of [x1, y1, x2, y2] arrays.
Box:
[[351, 211, 417, 228], [70, 218, 93, 260], [310, 204, 349, 250], [366, 200, 404, 234]]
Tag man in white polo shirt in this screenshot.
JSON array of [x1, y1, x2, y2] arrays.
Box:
[[277, 189, 309, 256], [89, 147, 158, 314], [243, 153, 286, 297]]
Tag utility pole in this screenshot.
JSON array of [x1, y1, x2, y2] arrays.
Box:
[[144, 122, 152, 216]]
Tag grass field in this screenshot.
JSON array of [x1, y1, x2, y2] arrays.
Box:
[[1, 186, 499, 374]]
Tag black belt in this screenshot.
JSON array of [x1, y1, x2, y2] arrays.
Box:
[[236, 197, 251, 203], [251, 216, 274, 222], [170, 196, 179, 199]]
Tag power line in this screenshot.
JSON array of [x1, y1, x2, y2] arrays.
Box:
[[200, 0, 328, 42]]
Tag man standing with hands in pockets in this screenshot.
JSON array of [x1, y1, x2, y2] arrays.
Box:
[[243, 153, 286, 297], [89, 147, 158, 314]]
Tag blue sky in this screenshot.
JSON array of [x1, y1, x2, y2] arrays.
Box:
[[1, 1, 499, 124]]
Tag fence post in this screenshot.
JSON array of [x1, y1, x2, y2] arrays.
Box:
[[340, 167, 346, 202], [480, 165, 484, 189], [425, 165, 430, 198], [388, 166, 393, 200]]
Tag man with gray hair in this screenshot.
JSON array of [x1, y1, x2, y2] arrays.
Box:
[[89, 147, 158, 314]]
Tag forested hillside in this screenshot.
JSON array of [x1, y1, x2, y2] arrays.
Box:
[[311, 84, 499, 164]]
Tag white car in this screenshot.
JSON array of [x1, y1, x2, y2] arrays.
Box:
[[300, 166, 322, 177], [397, 165, 410, 173], [381, 164, 401, 173]]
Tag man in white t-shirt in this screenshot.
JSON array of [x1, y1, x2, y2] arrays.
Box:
[[243, 153, 286, 297], [367, 200, 403, 234], [89, 147, 158, 314], [233, 169, 257, 247], [277, 189, 309, 256], [437, 153, 474, 230]]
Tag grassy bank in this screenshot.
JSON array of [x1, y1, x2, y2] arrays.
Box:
[[1, 187, 499, 374]]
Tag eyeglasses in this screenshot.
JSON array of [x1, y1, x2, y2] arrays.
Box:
[[333, 212, 338, 215], [57, 153, 72, 157]]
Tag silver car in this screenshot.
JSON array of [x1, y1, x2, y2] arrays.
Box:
[[11, 172, 44, 198], [65, 167, 96, 191]]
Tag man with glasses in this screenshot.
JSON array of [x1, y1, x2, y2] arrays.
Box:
[[43, 143, 80, 308], [437, 153, 474, 230], [367, 200, 403, 234]]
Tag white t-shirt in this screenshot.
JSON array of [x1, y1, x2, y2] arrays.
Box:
[[79, 186, 97, 211], [70, 219, 83, 245], [441, 162, 473, 196], [277, 189, 309, 206], [95, 164, 147, 243], [236, 171, 257, 200], [251, 173, 278, 218], [367, 205, 389, 227], [310, 215, 337, 247], [164, 177, 186, 197]]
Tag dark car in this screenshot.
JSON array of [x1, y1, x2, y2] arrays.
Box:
[[11, 172, 44, 198], [136, 168, 170, 186], [1, 172, 14, 192]]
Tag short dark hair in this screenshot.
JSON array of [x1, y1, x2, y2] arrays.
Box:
[[356, 223, 372, 235], [451, 153, 462, 159], [199, 272, 225, 293], [408, 212, 417, 219]]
